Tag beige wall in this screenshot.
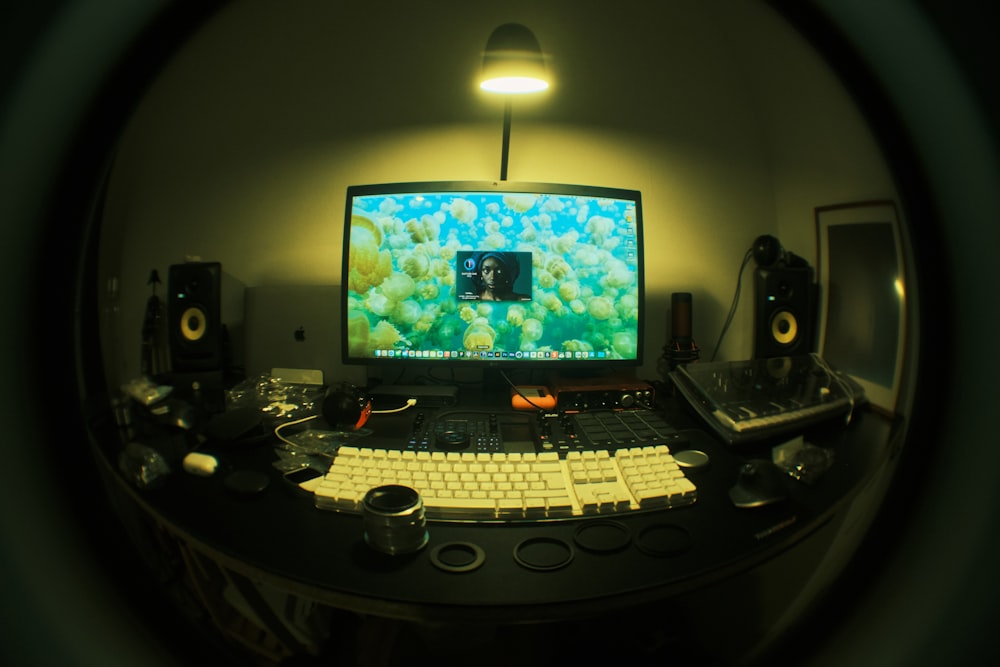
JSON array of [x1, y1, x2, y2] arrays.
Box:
[[98, 0, 896, 387]]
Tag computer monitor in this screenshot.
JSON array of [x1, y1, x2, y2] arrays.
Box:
[[341, 180, 645, 372]]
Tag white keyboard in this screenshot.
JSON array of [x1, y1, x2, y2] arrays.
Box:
[[314, 445, 697, 521]]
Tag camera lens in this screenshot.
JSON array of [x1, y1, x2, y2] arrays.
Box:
[[362, 485, 429, 555]]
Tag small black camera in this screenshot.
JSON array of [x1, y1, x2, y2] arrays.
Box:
[[321, 383, 372, 430]]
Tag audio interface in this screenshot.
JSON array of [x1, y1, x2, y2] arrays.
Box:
[[550, 375, 655, 411]]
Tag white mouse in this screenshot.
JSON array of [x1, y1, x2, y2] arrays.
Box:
[[182, 452, 219, 476]]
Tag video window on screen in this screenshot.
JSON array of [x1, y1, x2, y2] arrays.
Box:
[[456, 251, 533, 302]]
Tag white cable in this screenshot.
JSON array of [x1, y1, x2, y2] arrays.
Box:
[[372, 398, 418, 414], [273, 414, 319, 448]]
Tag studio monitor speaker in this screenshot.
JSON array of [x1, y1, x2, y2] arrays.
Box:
[[753, 266, 816, 358], [168, 262, 224, 372]]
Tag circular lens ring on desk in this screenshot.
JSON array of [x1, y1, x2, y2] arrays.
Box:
[[429, 542, 486, 573], [223, 470, 270, 496], [573, 520, 632, 554], [513, 536, 574, 571], [635, 523, 693, 557]]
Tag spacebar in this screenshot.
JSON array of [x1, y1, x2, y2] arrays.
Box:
[[424, 497, 500, 519], [422, 495, 575, 520]]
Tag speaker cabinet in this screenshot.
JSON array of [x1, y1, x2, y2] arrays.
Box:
[[753, 266, 816, 358], [168, 262, 224, 372]]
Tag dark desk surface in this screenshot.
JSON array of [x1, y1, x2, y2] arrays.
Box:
[[92, 390, 897, 624]]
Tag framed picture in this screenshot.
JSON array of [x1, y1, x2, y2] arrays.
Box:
[[815, 201, 907, 416]]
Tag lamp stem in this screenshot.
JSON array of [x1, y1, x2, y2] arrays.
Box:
[[500, 98, 512, 181]]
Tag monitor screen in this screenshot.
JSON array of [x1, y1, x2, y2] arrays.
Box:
[[341, 181, 645, 369]]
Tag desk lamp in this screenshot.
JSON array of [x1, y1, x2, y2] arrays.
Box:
[[479, 23, 549, 180]]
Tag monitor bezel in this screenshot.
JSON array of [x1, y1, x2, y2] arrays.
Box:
[[340, 179, 646, 370]]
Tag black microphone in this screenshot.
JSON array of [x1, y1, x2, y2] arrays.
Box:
[[661, 292, 700, 372], [753, 234, 809, 269], [752, 234, 784, 267]]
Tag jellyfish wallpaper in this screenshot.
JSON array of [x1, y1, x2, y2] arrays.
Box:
[[343, 184, 643, 364]]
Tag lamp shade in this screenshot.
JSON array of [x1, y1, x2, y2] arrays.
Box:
[[480, 23, 549, 94]]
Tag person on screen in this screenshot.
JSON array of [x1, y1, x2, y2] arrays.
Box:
[[472, 252, 530, 301]]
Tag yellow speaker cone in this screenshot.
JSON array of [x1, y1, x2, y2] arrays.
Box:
[[766, 356, 793, 378], [180, 306, 207, 341], [770, 310, 798, 345]]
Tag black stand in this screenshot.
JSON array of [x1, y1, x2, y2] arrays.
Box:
[[661, 339, 701, 373], [500, 98, 512, 181]]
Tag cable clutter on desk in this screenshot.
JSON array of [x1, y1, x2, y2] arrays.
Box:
[[112, 360, 844, 530]]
